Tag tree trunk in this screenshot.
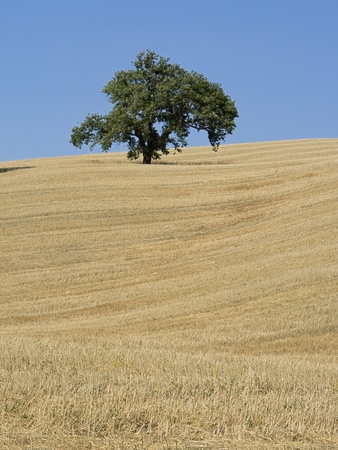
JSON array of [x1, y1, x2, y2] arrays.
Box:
[[143, 153, 152, 164]]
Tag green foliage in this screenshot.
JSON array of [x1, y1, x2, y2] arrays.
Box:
[[70, 50, 238, 164]]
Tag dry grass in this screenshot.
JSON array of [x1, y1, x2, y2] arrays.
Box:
[[0, 139, 337, 449]]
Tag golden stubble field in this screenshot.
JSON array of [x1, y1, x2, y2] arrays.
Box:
[[0, 139, 337, 449]]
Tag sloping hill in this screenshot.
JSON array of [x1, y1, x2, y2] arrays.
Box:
[[1, 139, 337, 449]]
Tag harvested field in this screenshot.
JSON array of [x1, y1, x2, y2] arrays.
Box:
[[0, 139, 337, 449]]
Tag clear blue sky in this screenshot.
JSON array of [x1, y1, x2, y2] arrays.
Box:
[[1, 0, 337, 162]]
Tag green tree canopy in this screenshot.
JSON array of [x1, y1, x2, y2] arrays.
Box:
[[70, 50, 238, 164]]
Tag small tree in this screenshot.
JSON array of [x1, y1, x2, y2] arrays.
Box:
[[70, 50, 238, 164]]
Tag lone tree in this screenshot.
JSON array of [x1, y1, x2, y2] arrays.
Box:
[[70, 50, 238, 164]]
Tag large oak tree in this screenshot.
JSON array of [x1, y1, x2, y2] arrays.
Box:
[[70, 50, 238, 164]]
